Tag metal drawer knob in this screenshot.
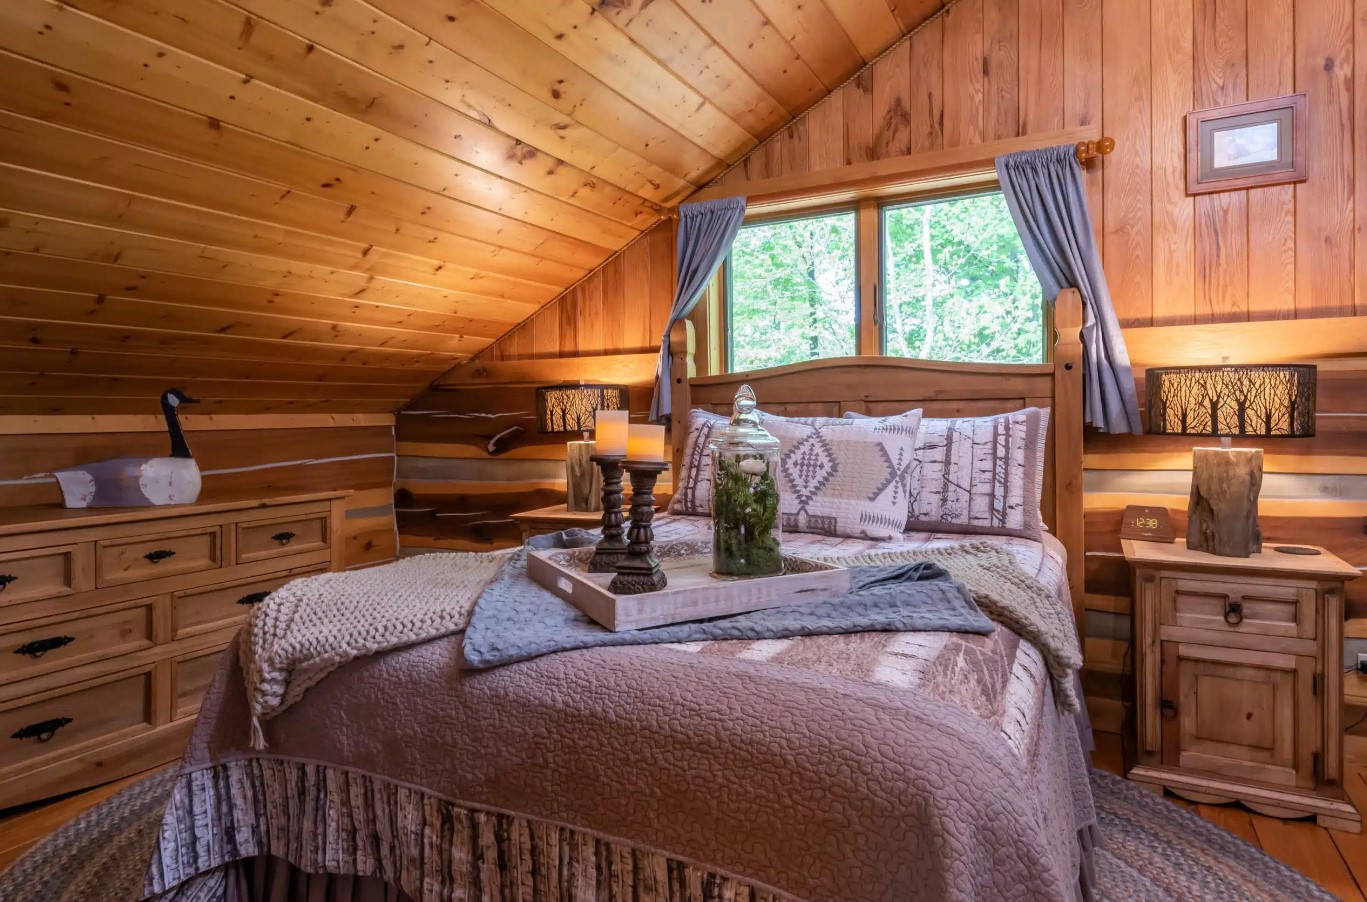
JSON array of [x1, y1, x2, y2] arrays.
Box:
[[1160, 699, 1178, 720], [1224, 600, 1244, 625], [144, 549, 177, 564], [11, 716, 73, 742], [0, 574, 16, 592], [14, 635, 75, 658], [271, 531, 296, 546], [237, 591, 270, 606]]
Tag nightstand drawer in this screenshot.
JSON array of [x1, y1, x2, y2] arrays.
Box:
[[1160, 577, 1315, 640]]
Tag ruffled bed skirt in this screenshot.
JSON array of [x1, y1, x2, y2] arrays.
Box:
[[145, 757, 1099, 902]]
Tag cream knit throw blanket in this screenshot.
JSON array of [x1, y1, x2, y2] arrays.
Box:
[[806, 541, 1083, 712], [240, 552, 508, 749]]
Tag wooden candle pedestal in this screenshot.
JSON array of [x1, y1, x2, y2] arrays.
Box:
[[609, 461, 668, 594], [588, 454, 627, 573]]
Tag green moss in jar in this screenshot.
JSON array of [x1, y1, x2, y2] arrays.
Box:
[[712, 454, 782, 577]]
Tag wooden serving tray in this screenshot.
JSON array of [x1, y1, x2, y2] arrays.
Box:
[[526, 540, 852, 631]]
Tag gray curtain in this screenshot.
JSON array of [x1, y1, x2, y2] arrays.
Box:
[[996, 145, 1142, 434], [649, 196, 747, 422]]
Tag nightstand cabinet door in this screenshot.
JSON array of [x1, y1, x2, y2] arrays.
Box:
[[1161, 641, 1316, 790]]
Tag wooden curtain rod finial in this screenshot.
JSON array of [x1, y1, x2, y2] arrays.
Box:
[[1075, 136, 1116, 168]]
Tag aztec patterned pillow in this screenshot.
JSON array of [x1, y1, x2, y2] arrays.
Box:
[[762, 412, 923, 540], [848, 407, 1051, 539], [667, 409, 728, 516]]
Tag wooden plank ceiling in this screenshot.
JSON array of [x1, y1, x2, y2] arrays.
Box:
[[0, 0, 942, 415]]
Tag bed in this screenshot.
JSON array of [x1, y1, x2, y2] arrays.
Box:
[[142, 292, 1093, 902]]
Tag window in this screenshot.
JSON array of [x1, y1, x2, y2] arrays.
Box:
[[726, 210, 857, 372], [718, 188, 1046, 372], [882, 191, 1044, 364]]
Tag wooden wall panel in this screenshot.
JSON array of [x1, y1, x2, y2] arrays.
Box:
[[0, 0, 933, 420]]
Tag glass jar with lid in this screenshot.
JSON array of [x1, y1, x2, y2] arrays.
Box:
[[708, 384, 782, 577]]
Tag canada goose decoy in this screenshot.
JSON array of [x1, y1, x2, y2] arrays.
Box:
[[51, 389, 203, 508]]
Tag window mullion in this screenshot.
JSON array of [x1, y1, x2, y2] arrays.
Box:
[[856, 198, 881, 357]]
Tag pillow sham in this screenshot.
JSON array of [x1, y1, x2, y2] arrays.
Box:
[[847, 407, 1051, 539], [667, 409, 727, 516], [763, 413, 923, 540]]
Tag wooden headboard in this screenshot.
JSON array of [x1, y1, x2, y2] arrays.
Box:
[[668, 289, 1087, 624]]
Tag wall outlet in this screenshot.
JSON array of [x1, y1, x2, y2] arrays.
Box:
[[1358, 653, 1367, 674]]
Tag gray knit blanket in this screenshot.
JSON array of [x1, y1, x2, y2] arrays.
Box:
[[462, 531, 995, 669]]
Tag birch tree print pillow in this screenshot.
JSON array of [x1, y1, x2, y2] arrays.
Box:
[[849, 407, 1050, 539]]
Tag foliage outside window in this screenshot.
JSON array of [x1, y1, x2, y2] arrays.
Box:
[[723, 190, 1044, 372], [726, 211, 856, 372], [882, 192, 1044, 364]]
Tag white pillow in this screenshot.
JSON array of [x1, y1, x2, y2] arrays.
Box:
[[763, 412, 923, 540]]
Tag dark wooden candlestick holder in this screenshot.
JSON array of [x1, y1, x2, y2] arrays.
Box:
[[588, 453, 627, 573], [609, 460, 668, 595]]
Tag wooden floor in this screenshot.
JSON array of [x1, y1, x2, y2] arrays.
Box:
[[2, 735, 1365, 894], [1094, 730, 1367, 900]]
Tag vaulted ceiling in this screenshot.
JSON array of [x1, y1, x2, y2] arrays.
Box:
[[0, 0, 944, 414]]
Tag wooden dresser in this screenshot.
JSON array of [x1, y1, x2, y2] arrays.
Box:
[[0, 492, 347, 808], [1124, 538, 1361, 833]]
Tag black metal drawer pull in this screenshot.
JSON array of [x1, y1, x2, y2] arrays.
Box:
[[271, 531, 296, 546], [1224, 600, 1244, 625], [14, 636, 75, 658], [1160, 699, 1178, 720], [144, 549, 177, 564], [237, 591, 270, 606], [11, 717, 73, 742], [0, 574, 16, 592]]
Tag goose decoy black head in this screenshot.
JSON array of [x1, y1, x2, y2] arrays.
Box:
[[162, 388, 200, 408]]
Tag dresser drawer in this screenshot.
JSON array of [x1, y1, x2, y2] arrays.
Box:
[[96, 527, 221, 587], [0, 668, 154, 776], [1160, 576, 1315, 640], [236, 513, 330, 564], [0, 545, 86, 606], [174, 569, 324, 640], [0, 601, 156, 685], [173, 645, 228, 719]]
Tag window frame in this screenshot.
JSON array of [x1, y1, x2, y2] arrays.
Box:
[[708, 183, 1053, 375]]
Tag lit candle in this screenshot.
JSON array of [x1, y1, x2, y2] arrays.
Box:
[[594, 410, 629, 457], [626, 424, 666, 463]]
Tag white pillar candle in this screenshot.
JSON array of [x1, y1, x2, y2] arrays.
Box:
[[594, 410, 629, 456], [626, 424, 666, 463]]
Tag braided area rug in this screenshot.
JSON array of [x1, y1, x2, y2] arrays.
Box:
[[0, 768, 1339, 901]]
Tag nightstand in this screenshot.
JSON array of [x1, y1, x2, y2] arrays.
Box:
[[510, 505, 606, 543], [1123, 539, 1361, 833]]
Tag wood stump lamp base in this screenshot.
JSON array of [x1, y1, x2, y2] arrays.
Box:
[[1187, 446, 1263, 557]]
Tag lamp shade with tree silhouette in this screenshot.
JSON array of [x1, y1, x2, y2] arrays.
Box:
[[1145, 364, 1316, 557]]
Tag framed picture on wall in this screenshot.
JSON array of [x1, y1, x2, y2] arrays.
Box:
[[1186, 93, 1307, 195]]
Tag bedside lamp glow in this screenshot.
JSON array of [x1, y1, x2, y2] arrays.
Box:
[[534, 383, 628, 514], [594, 410, 629, 457], [626, 424, 666, 463]]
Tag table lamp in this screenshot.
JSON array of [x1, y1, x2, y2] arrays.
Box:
[[1145, 364, 1316, 557], [535, 383, 629, 512]]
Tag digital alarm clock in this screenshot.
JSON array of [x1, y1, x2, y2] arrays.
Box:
[[1119, 505, 1176, 543]]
